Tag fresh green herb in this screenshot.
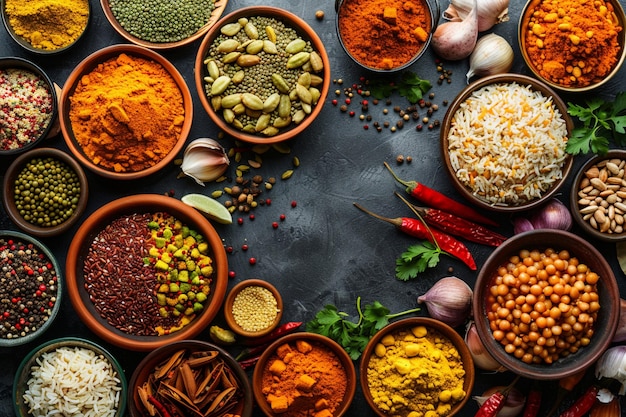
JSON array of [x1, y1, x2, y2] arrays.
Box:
[[395, 242, 442, 280], [305, 297, 420, 360], [368, 72, 432, 104], [566, 92, 626, 156]]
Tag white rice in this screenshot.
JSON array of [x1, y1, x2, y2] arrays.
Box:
[[447, 82, 569, 206], [22, 346, 122, 417]]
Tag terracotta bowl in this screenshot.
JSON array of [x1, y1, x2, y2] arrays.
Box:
[[13, 337, 127, 417], [65, 194, 228, 351], [100, 0, 228, 49], [252, 332, 356, 417], [360, 317, 474, 417], [3, 147, 89, 238], [194, 6, 331, 145], [1, 0, 90, 54], [0, 230, 63, 347], [570, 149, 626, 242], [0, 57, 58, 156], [128, 340, 253, 417], [473, 229, 620, 380], [224, 279, 283, 339], [519, 0, 626, 92], [59, 44, 192, 180], [440, 73, 574, 213]]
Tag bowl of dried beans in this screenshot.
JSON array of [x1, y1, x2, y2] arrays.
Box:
[[64, 194, 229, 351]]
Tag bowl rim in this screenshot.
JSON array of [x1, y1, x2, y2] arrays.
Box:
[[1, 0, 91, 55], [0, 230, 64, 347], [518, 0, 626, 92], [13, 336, 127, 417], [252, 331, 357, 417], [570, 149, 626, 242], [59, 44, 193, 180], [64, 194, 228, 351], [223, 278, 284, 338], [99, 0, 229, 50], [472, 229, 620, 379], [0, 57, 58, 155], [440, 72, 574, 213], [127, 339, 253, 417], [2, 147, 89, 238], [194, 5, 331, 145], [358, 317, 475, 417]]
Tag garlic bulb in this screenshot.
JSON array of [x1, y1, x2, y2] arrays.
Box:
[[466, 33, 514, 83], [417, 277, 472, 327], [180, 138, 230, 185], [431, 0, 478, 61], [444, 0, 510, 32]]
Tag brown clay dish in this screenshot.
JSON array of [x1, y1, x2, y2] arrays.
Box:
[[223, 279, 283, 339]]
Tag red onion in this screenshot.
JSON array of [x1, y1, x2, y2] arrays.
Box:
[[512, 198, 572, 234], [417, 277, 472, 327]]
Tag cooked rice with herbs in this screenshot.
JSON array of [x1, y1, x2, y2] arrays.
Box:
[[447, 82, 569, 206]]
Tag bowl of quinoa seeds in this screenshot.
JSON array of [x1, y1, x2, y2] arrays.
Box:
[[0, 58, 56, 155], [0, 232, 62, 347]]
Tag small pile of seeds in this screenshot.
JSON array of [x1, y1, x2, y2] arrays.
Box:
[[232, 284, 278, 332], [0, 238, 58, 340], [13, 156, 81, 227]]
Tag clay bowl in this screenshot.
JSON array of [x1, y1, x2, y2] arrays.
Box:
[[65, 194, 228, 351], [3, 147, 89, 238], [360, 317, 474, 417], [440, 73, 574, 213], [194, 6, 331, 145], [223, 279, 283, 339], [59, 44, 192, 180], [100, 0, 228, 49], [1, 0, 90, 54], [128, 340, 253, 417], [473, 229, 620, 380], [570, 149, 626, 242], [0, 230, 63, 347], [519, 0, 626, 92], [252, 332, 356, 417], [0, 57, 58, 156], [13, 337, 127, 417]]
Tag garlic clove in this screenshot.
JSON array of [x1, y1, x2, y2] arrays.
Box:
[[447, 0, 510, 32], [465, 321, 506, 371], [466, 33, 514, 83], [180, 138, 230, 186], [417, 276, 472, 328]]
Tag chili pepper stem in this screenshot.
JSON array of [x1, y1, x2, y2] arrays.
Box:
[[384, 161, 417, 192], [394, 192, 442, 251], [353, 203, 404, 228]]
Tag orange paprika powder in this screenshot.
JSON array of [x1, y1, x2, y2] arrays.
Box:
[[338, 0, 432, 70], [260, 339, 349, 417]]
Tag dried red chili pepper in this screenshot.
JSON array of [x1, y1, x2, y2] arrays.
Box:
[[238, 355, 261, 370], [353, 203, 477, 270], [522, 389, 542, 417], [475, 376, 521, 417], [545, 369, 587, 417], [244, 321, 303, 346], [236, 343, 269, 361], [559, 385, 599, 417], [148, 395, 173, 417], [384, 162, 499, 227]]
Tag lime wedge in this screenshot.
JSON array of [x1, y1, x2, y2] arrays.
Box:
[[181, 193, 233, 224]]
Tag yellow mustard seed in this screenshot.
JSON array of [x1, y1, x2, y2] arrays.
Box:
[[232, 285, 278, 332]]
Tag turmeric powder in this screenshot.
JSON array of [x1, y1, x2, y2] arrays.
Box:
[[5, 0, 89, 51], [68, 53, 185, 173], [366, 325, 466, 417], [522, 0, 623, 88]]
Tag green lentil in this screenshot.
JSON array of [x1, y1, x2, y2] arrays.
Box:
[[109, 0, 215, 43], [13, 157, 81, 227], [231, 285, 278, 332]]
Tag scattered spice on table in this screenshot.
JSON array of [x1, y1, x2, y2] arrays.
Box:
[[4, 0, 89, 51], [337, 0, 433, 70], [522, 0, 623, 88], [0, 238, 58, 340], [0, 68, 54, 151], [260, 338, 348, 416], [68, 53, 184, 173]]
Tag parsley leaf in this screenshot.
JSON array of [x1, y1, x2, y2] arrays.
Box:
[[306, 297, 420, 360], [395, 242, 442, 281], [368, 71, 432, 104]]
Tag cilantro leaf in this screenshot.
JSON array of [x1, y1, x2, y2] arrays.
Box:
[[395, 242, 441, 281], [368, 71, 432, 104]]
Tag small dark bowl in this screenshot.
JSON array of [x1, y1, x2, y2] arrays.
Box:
[[441, 73, 574, 213], [224, 279, 283, 339], [0, 230, 63, 347], [360, 317, 474, 417], [252, 332, 356, 417], [473, 229, 620, 380], [65, 194, 228, 351], [13, 337, 127, 417], [1, 0, 90, 54], [3, 148, 89, 238], [128, 340, 253, 417], [570, 149, 626, 242], [100, 0, 228, 49], [0, 58, 58, 156]]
